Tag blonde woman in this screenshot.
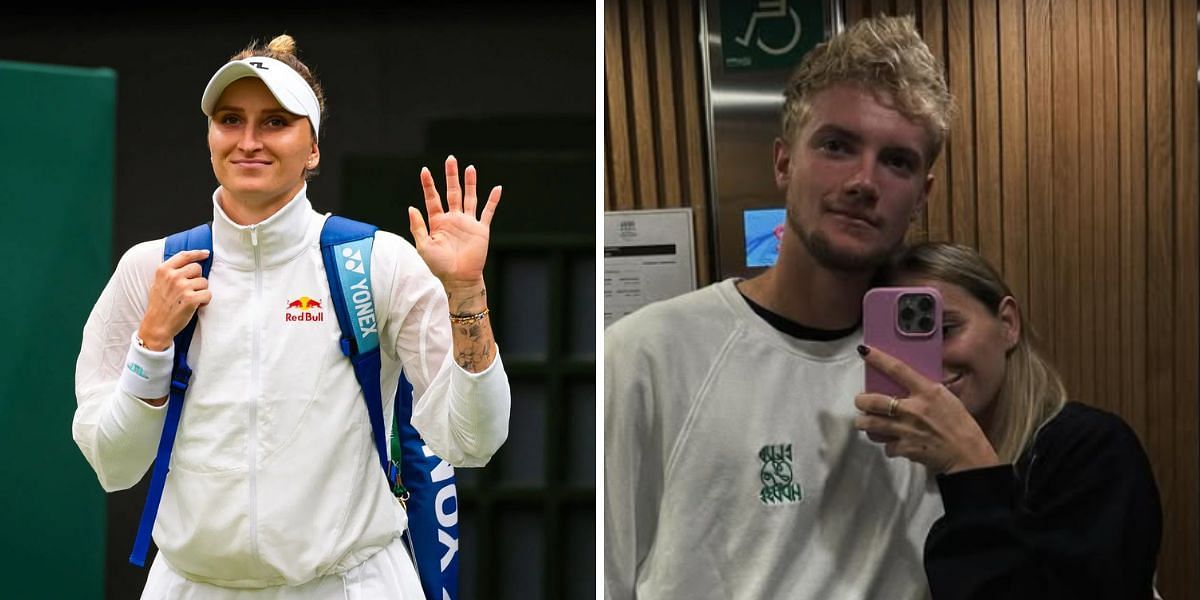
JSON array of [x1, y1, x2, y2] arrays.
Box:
[[74, 34, 510, 598], [855, 242, 1161, 599]]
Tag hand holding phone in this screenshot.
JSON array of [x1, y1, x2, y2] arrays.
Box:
[[862, 287, 943, 397], [856, 290, 1000, 473]]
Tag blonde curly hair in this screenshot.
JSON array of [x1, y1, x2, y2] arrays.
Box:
[[781, 15, 952, 167]]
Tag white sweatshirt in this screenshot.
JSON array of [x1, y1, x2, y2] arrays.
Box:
[[604, 279, 942, 600], [73, 186, 510, 588]]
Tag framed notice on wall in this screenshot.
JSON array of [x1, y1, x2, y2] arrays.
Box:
[[603, 208, 697, 327]]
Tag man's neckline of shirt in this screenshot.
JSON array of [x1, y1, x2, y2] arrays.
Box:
[[737, 290, 861, 342]]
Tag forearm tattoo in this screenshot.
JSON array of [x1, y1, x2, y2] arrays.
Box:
[[448, 288, 496, 373]]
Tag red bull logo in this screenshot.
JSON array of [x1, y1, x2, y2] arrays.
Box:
[[285, 296, 324, 322]]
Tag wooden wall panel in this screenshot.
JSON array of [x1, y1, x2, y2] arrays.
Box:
[[1075, 0, 1096, 407], [676, 0, 712, 284], [972, 0, 1002, 271], [623, 0, 658, 209], [1145, 0, 1180, 593], [1097, 0, 1121, 430], [998, 0, 1028, 319], [650, 0, 681, 209], [1128, 0, 1150, 446], [946, 0, 977, 247], [603, 0, 712, 281], [606, 0, 1198, 596], [1026, 0, 1055, 349], [1172, 0, 1199, 587], [1146, 0, 1174, 528], [603, 0, 633, 211], [853, 1, 1197, 595], [1052, 0, 1083, 412], [921, 0, 951, 242]]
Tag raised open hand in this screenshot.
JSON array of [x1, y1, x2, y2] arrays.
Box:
[[408, 155, 501, 289]]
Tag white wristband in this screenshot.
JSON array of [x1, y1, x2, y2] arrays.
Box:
[[118, 332, 175, 400]]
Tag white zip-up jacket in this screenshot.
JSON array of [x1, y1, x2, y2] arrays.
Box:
[[73, 187, 510, 588]]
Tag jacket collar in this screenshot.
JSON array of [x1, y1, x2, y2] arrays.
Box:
[[210, 185, 320, 270]]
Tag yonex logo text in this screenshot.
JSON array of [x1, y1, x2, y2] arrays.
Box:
[[423, 444, 459, 575], [349, 278, 378, 338]]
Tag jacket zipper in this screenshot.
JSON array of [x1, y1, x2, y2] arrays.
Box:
[[249, 225, 262, 564]]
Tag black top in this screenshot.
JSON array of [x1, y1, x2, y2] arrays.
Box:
[[925, 401, 1162, 599], [738, 290, 859, 341]]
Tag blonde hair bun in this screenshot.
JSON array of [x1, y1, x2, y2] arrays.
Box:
[[266, 34, 298, 56]]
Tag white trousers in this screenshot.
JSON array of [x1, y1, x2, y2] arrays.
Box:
[[140, 536, 426, 599]]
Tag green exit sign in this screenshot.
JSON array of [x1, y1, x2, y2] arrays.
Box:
[[720, 0, 826, 72]]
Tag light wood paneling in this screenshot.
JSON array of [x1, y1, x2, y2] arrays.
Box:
[[844, 1, 1198, 596], [998, 0, 1028, 315], [1051, 0, 1082, 411], [1075, 0, 1095, 406], [946, 0, 977, 247], [972, 0, 1002, 270], [1127, 0, 1149, 446], [1098, 0, 1121, 428], [1172, 0, 1199, 585], [603, 0, 712, 280], [1026, 0, 1055, 352], [603, 0, 633, 211], [1145, 0, 1179, 589], [650, 0, 681, 209], [676, 0, 711, 284], [921, 0, 951, 242], [623, 0, 658, 210]]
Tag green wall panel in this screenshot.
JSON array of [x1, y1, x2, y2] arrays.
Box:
[[0, 60, 114, 598]]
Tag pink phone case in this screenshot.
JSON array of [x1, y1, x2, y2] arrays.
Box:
[[863, 286, 943, 397]]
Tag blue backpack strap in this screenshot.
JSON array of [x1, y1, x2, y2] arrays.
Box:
[[322, 216, 460, 600], [393, 373, 460, 600], [130, 223, 213, 567], [319, 216, 388, 477]]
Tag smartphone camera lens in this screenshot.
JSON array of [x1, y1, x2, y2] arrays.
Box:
[[918, 316, 934, 332], [896, 292, 937, 335]]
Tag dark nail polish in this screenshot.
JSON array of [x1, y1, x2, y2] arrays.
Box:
[[857, 345, 869, 357]]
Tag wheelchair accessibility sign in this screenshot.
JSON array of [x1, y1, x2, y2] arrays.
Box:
[[720, 0, 825, 71]]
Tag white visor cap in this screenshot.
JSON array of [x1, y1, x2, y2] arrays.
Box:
[[201, 56, 321, 138]]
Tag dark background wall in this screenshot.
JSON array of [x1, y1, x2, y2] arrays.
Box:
[[0, 4, 595, 598], [0, 5, 594, 252]]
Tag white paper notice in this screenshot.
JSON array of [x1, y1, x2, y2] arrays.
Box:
[[604, 208, 697, 327]]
